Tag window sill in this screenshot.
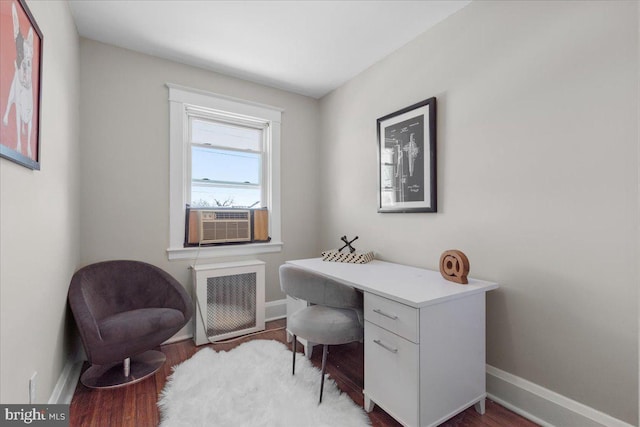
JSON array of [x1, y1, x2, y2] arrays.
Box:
[[167, 241, 283, 260]]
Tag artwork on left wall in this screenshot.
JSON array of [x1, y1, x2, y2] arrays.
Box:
[[0, 0, 42, 170]]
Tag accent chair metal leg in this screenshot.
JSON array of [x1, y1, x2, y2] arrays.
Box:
[[292, 335, 297, 375], [123, 357, 131, 378], [319, 344, 328, 404]]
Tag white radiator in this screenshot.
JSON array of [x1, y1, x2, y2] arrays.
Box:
[[192, 260, 265, 345]]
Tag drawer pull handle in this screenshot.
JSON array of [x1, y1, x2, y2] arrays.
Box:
[[373, 308, 398, 320], [373, 339, 398, 353]]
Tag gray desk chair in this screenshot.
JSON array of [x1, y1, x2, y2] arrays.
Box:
[[279, 264, 364, 403]]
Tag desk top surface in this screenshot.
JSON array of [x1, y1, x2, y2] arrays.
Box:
[[287, 258, 499, 308]]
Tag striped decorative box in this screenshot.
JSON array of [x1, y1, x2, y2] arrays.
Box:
[[321, 250, 375, 264]]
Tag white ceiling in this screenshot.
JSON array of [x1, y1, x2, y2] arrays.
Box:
[[68, 0, 470, 99]]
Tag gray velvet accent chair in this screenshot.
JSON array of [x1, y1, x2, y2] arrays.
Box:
[[68, 260, 193, 388], [279, 264, 364, 404]]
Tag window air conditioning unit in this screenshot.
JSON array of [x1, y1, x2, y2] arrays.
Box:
[[192, 261, 265, 345], [198, 209, 251, 244]]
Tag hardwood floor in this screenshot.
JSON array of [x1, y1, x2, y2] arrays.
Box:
[[70, 319, 538, 427]]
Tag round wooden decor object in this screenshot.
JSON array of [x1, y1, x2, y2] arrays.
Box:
[[439, 250, 470, 284]]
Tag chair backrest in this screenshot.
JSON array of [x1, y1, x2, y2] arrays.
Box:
[[68, 260, 193, 366], [69, 260, 191, 321], [279, 264, 362, 309]]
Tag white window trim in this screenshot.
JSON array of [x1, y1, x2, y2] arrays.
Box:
[[167, 83, 283, 260]]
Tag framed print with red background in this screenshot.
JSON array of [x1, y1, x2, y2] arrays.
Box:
[[0, 0, 43, 170]]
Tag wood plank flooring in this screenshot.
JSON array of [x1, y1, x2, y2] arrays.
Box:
[[70, 319, 538, 427]]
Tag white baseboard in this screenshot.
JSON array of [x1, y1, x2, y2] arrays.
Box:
[[486, 365, 634, 427], [48, 359, 83, 404], [165, 331, 192, 344], [265, 298, 286, 321]]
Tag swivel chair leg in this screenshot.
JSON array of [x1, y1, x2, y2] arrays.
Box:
[[319, 344, 328, 404], [292, 335, 297, 375], [123, 357, 131, 377]]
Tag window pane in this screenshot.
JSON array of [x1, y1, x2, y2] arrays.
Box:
[[191, 186, 262, 208], [192, 147, 260, 184], [191, 146, 261, 208], [191, 119, 262, 151]]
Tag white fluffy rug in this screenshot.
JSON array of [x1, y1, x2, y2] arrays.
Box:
[[158, 340, 371, 427]]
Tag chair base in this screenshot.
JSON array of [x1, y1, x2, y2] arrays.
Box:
[[80, 350, 166, 389]]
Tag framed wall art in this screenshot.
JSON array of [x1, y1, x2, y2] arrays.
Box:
[[377, 97, 436, 213], [0, 0, 43, 170]]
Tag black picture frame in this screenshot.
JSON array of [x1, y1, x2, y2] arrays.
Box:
[[0, 0, 43, 170], [377, 97, 437, 213]]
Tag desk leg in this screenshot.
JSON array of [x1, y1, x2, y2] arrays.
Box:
[[364, 395, 375, 413], [286, 330, 293, 343], [474, 398, 486, 415], [304, 342, 314, 358]]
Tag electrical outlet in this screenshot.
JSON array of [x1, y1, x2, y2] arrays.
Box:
[[29, 372, 37, 404]]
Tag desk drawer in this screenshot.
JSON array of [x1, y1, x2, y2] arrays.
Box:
[[364, 321, 419, 427], [364, 293, 419, 343]]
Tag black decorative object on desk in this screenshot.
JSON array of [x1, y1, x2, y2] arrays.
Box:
[[338, 235, 359, 253], [321, 235, 374, 264]]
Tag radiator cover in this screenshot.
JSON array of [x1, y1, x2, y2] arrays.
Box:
[[192, 260, 265, 345]]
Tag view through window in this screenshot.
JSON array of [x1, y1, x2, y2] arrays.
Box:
[[189, 116, 266, 209]]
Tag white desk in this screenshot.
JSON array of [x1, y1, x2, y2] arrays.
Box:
[[286, 258, 498, 427]]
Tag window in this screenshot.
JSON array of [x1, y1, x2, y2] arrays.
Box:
[[189, 114, 265, 209], [167, 84, 283, 259]]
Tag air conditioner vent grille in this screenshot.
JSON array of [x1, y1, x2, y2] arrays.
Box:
[[198, 209, 251, 243], [202, 221, 249, 241], [214, 211, 249, 220]]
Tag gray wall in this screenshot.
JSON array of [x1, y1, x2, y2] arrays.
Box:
[[0, 1, 80, 403], [318, 1, 638, 424], [78, 39, 321, 313]]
